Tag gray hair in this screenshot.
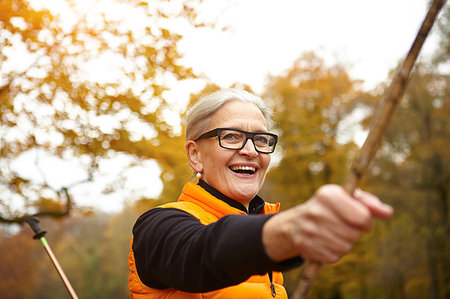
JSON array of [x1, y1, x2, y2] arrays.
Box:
[[185, 88, 273, 141]]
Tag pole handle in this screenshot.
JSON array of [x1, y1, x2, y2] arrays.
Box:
[[24, 217, 47, 239]]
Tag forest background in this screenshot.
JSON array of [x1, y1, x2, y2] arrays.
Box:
[[0, 0, 448, 298]]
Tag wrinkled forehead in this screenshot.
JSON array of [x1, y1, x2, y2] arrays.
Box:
[[208, 100, 268, 131]]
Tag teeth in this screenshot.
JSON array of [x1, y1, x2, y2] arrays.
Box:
[[230, 166, 256, 173]]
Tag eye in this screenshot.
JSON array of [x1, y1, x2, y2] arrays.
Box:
[[221, 131, 244, 143], [254, 135, 269, 145]]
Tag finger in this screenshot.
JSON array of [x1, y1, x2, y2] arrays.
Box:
[[296, 210, 359, 263], [328, 216, 363, 243], [354, 189, 393, 219], [298, 232, 342, 264], [315, 185, 373, 230], [307, 243, 341, 264], [320, 229, 354, 257], [304, 233, 351, 264], [308, 202, 363, 243]]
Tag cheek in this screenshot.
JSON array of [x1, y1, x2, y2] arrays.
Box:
[[199, 143, 231, 172], [261, 155, 271, 172]]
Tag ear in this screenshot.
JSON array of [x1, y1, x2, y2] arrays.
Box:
[[186, 140, 203, 173]]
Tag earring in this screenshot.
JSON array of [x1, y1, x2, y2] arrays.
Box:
[[196, 172, 202, 179]]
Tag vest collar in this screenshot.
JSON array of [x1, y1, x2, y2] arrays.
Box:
[[178, 182, 280, 218], [197, 180, 265, 215]]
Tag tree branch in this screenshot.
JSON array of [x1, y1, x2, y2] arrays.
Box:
[[0, 187, 72, 224]]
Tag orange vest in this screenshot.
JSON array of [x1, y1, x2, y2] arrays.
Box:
[[128, 182, 288, 298]]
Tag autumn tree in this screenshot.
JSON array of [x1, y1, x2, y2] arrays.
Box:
[[0, 0, 207, 223], [262, 52, 364, 209], [0, 228, 41, 298], [260, 52, 376, 296], [358, 5, 449, 297], [361, 60, 449, 298]]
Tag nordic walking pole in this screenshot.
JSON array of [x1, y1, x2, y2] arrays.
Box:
[[25, 217, 79, 299], [292, 0, 447, 298]]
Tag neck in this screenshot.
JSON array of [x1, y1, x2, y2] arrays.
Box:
[[197, 180, 255, 214]]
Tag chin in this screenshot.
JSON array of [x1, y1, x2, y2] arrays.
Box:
[[225, 174, 263, 201], [232, 184, 260, 201]]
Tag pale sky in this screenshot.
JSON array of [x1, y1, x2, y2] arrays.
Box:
[[175, 0, 439, 94]]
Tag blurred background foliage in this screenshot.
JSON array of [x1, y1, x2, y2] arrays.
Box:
[[0, 0, 448, 298]]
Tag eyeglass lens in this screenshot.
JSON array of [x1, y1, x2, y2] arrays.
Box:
[[219, 129, 276, 153]]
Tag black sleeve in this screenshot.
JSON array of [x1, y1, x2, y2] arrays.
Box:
[[132, 207, 303, 293]]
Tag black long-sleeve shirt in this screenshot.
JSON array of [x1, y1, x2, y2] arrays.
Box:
[[131, 180, 303, 292]]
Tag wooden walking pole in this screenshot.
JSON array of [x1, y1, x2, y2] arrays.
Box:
[[292, 0, 447, 298]]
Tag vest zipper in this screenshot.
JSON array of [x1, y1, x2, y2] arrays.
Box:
[[268, 272, 276, 297]]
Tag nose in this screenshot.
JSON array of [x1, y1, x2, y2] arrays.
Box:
[[239, 138, 258, 157]]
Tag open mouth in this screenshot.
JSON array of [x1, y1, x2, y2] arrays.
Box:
[[230, 165, 256, 175]]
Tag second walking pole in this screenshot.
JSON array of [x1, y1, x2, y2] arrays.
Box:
[[25, 217, 79, 299]]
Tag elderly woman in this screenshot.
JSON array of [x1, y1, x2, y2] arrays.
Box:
[[128, 88, 393, 298]]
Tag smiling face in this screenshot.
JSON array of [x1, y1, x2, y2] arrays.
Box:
[[186, 100, 272, 208]]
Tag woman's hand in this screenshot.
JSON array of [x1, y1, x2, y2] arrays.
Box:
[[262, 184, 393, 263]]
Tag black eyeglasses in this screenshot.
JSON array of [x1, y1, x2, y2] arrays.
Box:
[[196, 128, 278, 154]]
